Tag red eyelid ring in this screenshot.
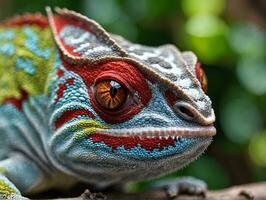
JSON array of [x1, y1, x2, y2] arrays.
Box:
[[88, 61, 152, 124]]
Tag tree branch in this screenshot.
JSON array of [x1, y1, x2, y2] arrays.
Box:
[[68, 182, 266, 200]]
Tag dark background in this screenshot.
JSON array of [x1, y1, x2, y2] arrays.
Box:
[[1, 0, 265, 191]]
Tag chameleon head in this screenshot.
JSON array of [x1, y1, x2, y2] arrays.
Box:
[[46, 8, 216, 187]]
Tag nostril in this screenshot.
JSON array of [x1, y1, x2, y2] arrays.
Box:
[[173, 101, 215, 125], [179, 106, 194, 118], [175, 104, 195, 121]]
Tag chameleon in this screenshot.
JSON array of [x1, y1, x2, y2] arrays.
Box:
[[0, 7, 216, 200]]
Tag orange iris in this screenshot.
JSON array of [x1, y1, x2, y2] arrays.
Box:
[[95, 80, 127, 110]]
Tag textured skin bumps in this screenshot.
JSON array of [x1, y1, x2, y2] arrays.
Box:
[[0, 180, 17, 199], [0, 25, 56, 104], [0, 8, 216, 199]]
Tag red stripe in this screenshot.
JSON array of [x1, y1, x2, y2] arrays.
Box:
[[54, 83, 66, 105], [3, 14, 48, 28], [54, 78, 75, 104], [53, 15, 92, 57], [57, 69, 64, 77], [165, 90, 177, 106], [55, 109, 95, 129], [3, 90, 28, 111], [89, 133, 175, 151]]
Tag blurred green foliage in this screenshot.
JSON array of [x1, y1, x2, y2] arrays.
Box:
[[1, 0, 265, 190]]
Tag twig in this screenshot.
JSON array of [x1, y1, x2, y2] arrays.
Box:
[[44, 182, 266, 200]]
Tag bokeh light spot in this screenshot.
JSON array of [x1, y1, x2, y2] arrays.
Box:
[[237, 58, 266, 95], [186, 156, 230, 189], [249, 131, 266, 167], [84, 0, 121, 24], [221, 90, 263, 144], [184, 15, 228, 63], [186, 15, 227, 37], [229, 24, 266, 58], [182, 0, 225, 17]]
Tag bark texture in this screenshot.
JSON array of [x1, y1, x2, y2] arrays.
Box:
[[58, 182, 266, 200]]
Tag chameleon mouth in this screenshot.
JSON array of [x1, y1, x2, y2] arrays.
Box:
[[87, 126, 216, 151], [96, 125, 216, 138]]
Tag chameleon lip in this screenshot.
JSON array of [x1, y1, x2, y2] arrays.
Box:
[[89, 126, 215, 151], [96, 125, 216, 138]]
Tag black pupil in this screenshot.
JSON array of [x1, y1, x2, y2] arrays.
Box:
[[110, 87, 117, 98], [109, 81, 121, 98]]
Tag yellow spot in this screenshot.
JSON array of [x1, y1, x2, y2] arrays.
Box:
[[0, 168, 6, 174], [0, 180, 17, 199], [248, 131, 266, 167], [74, 119, 108, 139]]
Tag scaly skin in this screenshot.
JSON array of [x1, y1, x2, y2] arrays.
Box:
[[0, 8, 216, 199]]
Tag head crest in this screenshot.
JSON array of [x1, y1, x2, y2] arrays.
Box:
[[46, 7, 128, 62], [46, 7, 215, 124]]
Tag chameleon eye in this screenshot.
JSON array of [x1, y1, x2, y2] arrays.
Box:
[[95, 80, 127, 110], [195, 63, 208, 93]]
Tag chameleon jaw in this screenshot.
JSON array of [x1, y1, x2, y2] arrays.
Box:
[[96, 125, 216, 139], [87, 126, 215, 151]]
